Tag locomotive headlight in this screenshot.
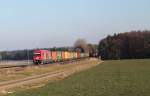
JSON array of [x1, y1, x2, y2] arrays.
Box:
[[36, 57, 40, 60]]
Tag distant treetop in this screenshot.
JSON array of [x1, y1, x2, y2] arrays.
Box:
[[98, 30, 150, 60]]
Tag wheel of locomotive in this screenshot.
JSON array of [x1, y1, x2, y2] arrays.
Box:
[[40, 60, 44, 64]]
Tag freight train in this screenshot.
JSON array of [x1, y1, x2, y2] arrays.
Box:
[[33, 50, 89, 64]]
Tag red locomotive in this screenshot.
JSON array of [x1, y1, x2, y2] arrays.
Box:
[[33, 50, 51, 64]]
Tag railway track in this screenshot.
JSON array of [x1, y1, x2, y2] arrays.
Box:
[[0, 59, 86, 69]]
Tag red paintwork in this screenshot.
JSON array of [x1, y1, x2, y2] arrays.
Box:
[[77, 51, 80, 59], [33, 50, 51, 64], [61, 51, 65, 61], [51, 51, 57, 62]]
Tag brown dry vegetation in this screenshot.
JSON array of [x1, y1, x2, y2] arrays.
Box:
[[0, 59, 100, 83], [0, 58, 101, 94]]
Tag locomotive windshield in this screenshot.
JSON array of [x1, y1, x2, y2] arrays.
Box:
[[34, 53, 41, 56]]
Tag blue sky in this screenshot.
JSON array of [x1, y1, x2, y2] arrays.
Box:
[[0, 0, 150, 51]]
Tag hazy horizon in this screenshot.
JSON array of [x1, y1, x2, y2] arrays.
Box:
[[0, 0, 150, 51]]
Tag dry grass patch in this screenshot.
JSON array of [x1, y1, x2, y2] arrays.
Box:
[[0, 59, 100, 82]]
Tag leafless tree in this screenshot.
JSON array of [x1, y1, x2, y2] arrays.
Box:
[[74, 39, 89, 53]]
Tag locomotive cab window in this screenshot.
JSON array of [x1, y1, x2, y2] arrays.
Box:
[[34, 53, 41, 56]]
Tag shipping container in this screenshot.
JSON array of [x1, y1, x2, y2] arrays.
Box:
[[74, 52, 77, 59], [70, 52, 74, 59], [51, 51, 57, 62], [57, 51, 62, 61], [49, 51, 53, 62], [65, 51, 69, 60], [80, 53, 84, 58], [72, 52, 76, 59], [45, 51, 51, 63], [68, 52, 71, 60], [77, 51, 80, 59], [61, 51, 65, 61]]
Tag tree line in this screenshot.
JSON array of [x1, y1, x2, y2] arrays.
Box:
[[98, 30, 150, 60], [0, 50, 33, 60], [0, 47, 70, 60], [0, 39, 98, 60]]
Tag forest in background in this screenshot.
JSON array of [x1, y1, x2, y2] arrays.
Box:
[[0, 39, 97, 60], [98, 30, 150, 60]]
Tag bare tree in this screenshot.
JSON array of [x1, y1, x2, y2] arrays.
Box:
[[74, 39, 89, 53]]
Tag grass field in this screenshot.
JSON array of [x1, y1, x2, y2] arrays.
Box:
[[7, 59, 150, 96]]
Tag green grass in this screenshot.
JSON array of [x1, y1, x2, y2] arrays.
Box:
[[8, 59, 150, 96]]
